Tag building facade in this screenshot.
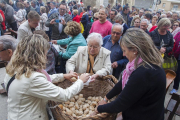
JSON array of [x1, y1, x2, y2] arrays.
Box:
[[157, 0, 180, 12]]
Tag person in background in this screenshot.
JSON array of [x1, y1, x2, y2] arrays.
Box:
[[106, 4, 111, 18], [66, 33, 111, 81], [148, 16, 158, 31], [161, 14, 167, 18], [131, 17, 141, 28], [0, 0, 17, 31], [114, 14, 128, 35], [172, 12, 179, 21], [39, 6, 49, 33], [90, 8, 112, 38], [72, 9, 80, 23], [170, 21, 179, 33], [140, 19, 150, 35], [67, 6, 71, 15], [77, 3, 82, 15], [83, 12, 99, 39], [37, 0, 44, 7], [131, 6, 135, 12], [0, 9, 6, 35], [93, 28, 166, 120], [143, 13, 152, 31], [46, 2, 51, 11], [30, 0, 40, 15], [4, 34, 90, 120], [81, 7, 89, 30], [150, 18, 174, 55], [24, 1, 30, 19], [13, 2, 26, 28], [34, 30, 59, 74], [121, 6, 130, 24], [103, 23, 128, 79], [166, 11, 172, 18], [17, 11, 40, 41], [156, 11, 161, 20], [138, 9, 144, 18], [87, 5, 92, 21], [100, 4, 104, 9], [107, 9, 117, 24], [48, 2, 57, 18], [170, 32, 180, 94], [45, 3, 72, 40]]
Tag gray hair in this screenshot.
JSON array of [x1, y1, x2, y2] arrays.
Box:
[[157, 18, 171, 28], [114, 14, 126, 23], [167, 11, 172, 15], [86, 33, 103, 46], [111, 23, 124, 34], [0, 35, 17, 52], [141, 19, 149, 25], [161, 14, 167, 18]]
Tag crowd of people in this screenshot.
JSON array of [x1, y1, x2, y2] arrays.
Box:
[[0, 0, 180, 120]]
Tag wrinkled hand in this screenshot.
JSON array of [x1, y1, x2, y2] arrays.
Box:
[[64, 72, 78, 81], [61, 18, 66, 25], [80, 73, 90, 83], [91, 74, 99, 82], [50, 19, 56, 24], [160, 47, 166, 54], [51, 40, 57, 44], [111, 61, 118, 68], [98, 99, 107, 106]]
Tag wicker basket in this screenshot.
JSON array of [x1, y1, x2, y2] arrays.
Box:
[[48, 75, 118, 120]]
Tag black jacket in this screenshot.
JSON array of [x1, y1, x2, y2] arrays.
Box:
[[83, 22, 92, 39], [150, 28, 174, 54], [98, 64, 166, 120]]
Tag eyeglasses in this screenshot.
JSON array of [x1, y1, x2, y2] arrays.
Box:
[[88, 45, 99, 49], [110, 14, 115, 16], [173, 25, 179, 27], [60, 8, 66, 11], [93, 17, 98, 20], [112, 31, 121, 35], [0, 48, 6, 52]]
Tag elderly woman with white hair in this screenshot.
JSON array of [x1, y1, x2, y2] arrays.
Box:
[[150, 18, 174, 54], [66, 33, 111, 81]]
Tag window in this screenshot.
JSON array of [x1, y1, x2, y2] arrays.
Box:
[[162, 3, 166, 8], [173, 5, 178, 10]]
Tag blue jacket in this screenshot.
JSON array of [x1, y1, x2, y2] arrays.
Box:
[[48, 8, 58, 18], [57, 33, 87, 59], [122, 23, 129, 35], [81, 14, 89, 29]]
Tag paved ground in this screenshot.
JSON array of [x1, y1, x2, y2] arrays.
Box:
[[0, 67, 180, 120]]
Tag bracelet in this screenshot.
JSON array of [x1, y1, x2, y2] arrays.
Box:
[[103, 98, 108, 102]]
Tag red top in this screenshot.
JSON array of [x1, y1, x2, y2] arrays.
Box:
[[68, 11, 71, 15], [149, 26, 157, 32], [0, 10, 6, 30], [73, 15, 81, 23]]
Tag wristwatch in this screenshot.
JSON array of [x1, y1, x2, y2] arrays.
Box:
[[103, 98, 108, 102]]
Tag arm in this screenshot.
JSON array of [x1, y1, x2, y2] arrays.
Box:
[[57, 37, 72, 45], [166, 34, 174, 53], [66, 49, 79, 73], [45, 13, 56, 27], [97, 70, 147, 113], [13, 10, 23, 21], [49, 73, 65, 83], [28, 74, 84, 102], [96, 54, 112, 77], [17, 29, 28, 41]]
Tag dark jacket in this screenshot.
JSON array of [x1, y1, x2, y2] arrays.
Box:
[[83, 22, 92, 39], [3, 4, 15, 24], [122, 23, 128, 35], [150, 28, 174, 54], [81, 13, 89, 30], [98, 64, 166, 120], [45, 12, 72, 40]]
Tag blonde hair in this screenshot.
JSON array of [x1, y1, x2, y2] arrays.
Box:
[[152, 16, 158, 21], [40, 6, 46, 13], [157, 18, 171, 28], [64, 21, 81, 36], [131, 16, 141, 26], [6, 34, 50, 79], [120, 28, 163, 69], [73, 9, 78, 15]]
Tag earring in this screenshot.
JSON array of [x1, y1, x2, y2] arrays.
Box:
[[134, 53, 136, 55]]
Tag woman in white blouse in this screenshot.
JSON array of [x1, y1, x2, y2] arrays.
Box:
[[13, 2, 26, 28]]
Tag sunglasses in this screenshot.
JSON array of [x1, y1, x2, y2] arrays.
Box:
[[0, 48, 6, 52], [93, 17, 98, 20], [112, 31, 121, 35], [173, 25, 179, 27]]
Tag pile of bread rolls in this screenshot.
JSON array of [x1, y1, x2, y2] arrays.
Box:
[[58, 94, 103, 118]]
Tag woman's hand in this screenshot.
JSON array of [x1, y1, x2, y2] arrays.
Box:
[[64, 72, 78, 81], [90, 107, 99, 116], [91, 74, 99, 82], [79, 73, 90, 83], [160, 47, 166, 54], [51, 40, 57, 44]]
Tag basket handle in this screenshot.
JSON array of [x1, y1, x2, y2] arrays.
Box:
[[102, 75, 118, 84]]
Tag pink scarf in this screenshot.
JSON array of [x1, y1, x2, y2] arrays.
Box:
[[37, 69, 52, 82], [122, 57, 143, 90]]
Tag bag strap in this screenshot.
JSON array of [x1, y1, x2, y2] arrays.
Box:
[[6, 74, 16, 94]]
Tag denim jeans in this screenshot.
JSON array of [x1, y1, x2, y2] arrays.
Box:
[[173, 60, 180, 90]]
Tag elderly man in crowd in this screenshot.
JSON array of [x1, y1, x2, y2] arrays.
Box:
[[90, 8, 112, 38], [103, 23, 128, 79], [0, 1, 17, 31], [46, 3, 72, 40], [172, 12, 179, 21], [140, 19, 150, 35], [66, 32, 111, 81], [107, 9, 117, 24], [30, 0, 40, 14], [48, 2, 57, 18], [166, 11, 172, 18], [77, 3, 82, 15], [0, 35, 17, 94], [138, 9, 144, 18], [161, 14, 167, 18], [17, 11, 40, 41]]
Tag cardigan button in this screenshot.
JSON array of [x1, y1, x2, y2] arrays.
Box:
[[39, 115, 41, 118]]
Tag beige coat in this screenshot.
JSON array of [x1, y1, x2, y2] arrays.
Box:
[[66, 46, 111, 77], [17, 21, 33, 42], [4, 72, 84, 120]]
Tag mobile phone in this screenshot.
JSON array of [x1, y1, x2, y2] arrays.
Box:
[[55, 19, 61, 23]]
